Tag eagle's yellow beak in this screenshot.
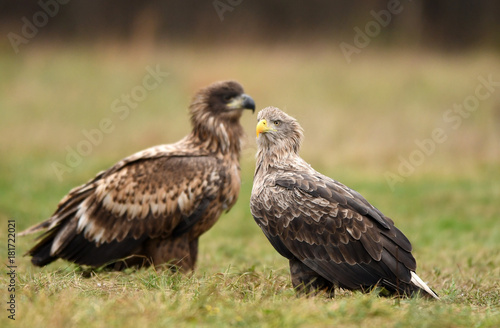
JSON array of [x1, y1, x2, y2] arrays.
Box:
[[256, 119, 276, 137]]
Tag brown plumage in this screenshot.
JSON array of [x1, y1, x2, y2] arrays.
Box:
[[250, 106, 439, 299], [20, 80, 255, 271]]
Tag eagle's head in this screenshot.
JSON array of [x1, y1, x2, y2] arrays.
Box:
[[256, 106, 303, 155], [190, 80, 255, 126]]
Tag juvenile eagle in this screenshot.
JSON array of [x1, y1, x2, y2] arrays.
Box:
[[21, 80, 255, 271], [250, 106, 439, 298]]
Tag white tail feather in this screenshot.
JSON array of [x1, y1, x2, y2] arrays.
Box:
[[410, 271, 440, 300]]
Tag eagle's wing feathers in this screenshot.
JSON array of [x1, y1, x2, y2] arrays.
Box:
[[252, 171, 416, 289], [276, 173, 393, 230], [32, 152, 222, 261]]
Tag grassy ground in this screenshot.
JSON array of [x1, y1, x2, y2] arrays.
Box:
[[0, 43, 499, 327]]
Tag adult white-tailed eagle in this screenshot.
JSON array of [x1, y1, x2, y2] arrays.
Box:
[[250, 106, 439, 298], [21, 80, 255, 271]]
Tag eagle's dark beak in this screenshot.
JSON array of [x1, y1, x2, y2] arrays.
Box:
[[228, 94, 255, 113], [241, 94, 256, 113]]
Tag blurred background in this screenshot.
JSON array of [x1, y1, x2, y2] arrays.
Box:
[[2, 0, 500, 48], [0, 0, 499, 286]]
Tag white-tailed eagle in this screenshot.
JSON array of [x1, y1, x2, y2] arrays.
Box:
[[250, 106, 439, 298], [21, 80, 255, 271]]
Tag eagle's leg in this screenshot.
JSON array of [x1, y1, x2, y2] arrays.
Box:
[[188, 238, 199, 269], [289, 258, 335, 298], [146, 235, 196, 272]]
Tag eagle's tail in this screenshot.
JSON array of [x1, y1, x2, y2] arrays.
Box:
[[410, 271, 440, 300], [27, 233, 59, 266], [19, 183, 95, 266], [19, 220, 52, 236]]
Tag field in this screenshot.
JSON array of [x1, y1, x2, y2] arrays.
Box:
[[0, 43, 499, 327]]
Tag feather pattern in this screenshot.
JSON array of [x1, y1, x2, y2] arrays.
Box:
[[250, 106, 439, 299], [21, 80, 255, 271]]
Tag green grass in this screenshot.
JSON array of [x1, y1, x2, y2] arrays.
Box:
[[1, 44, 499, 327]]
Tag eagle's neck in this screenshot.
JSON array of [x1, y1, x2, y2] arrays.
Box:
[[190, 119, 244, 158], [255, 143, 303, 174]]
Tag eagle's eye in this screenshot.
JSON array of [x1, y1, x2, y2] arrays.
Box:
[[273, 120, 281, 126], [222, 94, 233, 102]]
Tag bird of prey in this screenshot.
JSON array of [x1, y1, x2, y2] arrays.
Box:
[[250, 106, 439, 299], [20, 80, 255, 271]]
